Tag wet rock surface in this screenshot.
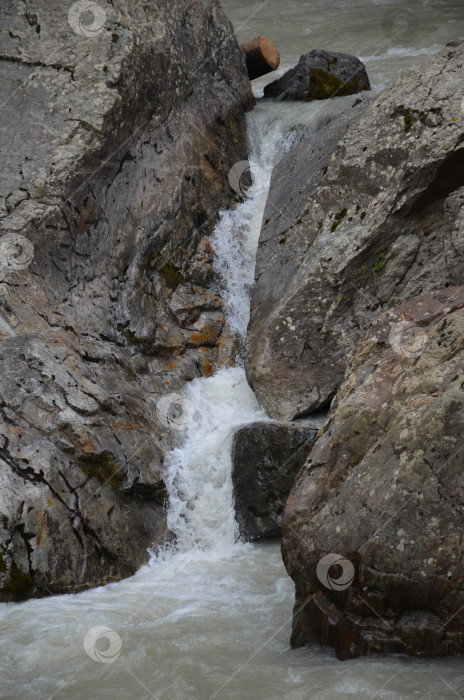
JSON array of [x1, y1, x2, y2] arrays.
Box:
[[282, 287, 464, 660], [246, 41, 464, 420], [263, 49, 370, 101], [232, 420, 320, 540], [0, 0, 253, 599]]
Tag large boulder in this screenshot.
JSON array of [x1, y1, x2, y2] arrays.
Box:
[[282, 287, 464, 660], [263, 49, 370, 101], [246, 41, 464, 420], [0, 0, 253, 600], [232, 420, 321, 540]]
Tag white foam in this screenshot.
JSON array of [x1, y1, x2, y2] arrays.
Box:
[[164, 366, 268, 552]]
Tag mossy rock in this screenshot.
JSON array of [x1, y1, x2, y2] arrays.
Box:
[[307, 68, 346, 100], [1, 562, 34, 602]]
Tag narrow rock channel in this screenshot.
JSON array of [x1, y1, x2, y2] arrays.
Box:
[[1, 0, 464, 698]]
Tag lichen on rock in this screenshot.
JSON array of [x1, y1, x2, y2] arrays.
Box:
[[263, 49, 370, 101], [0, 0, 253, 600], [246, 41, 464, 420], [282, 288, 464, 659]]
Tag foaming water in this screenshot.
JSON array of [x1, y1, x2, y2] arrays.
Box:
[[165, 367, 267, 552], [1, 543, 463, 699], [1, 1, 464, 698]]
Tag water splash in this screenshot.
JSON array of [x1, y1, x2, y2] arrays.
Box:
[[163, 110, 297, 550], [164, 367, 267, 552]]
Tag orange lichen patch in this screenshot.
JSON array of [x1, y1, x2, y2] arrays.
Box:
[[200, 347, 216, 377], [168, 362, 176, 370], [216, 328, 236, 368], [144, 379, 158, 392], [36, 512, 46, 546], [78, 435, 95, 453], [113, 422, 138, 431], [199, 239, 213, 255], [187, 321, 221, 346]]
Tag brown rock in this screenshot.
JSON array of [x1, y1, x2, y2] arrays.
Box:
[[282, 287, 464, 659]]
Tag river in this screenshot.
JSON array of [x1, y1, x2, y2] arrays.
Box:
[[1, 1, 464, 698]]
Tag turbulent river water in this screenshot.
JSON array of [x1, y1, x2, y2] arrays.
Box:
[[2, 1, 464, 698]]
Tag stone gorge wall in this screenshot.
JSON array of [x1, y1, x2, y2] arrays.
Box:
[[248, 42, 464, 659], [0, 0, 253, 600], [246, 42, 464, 420], [283, 288, 464, 659]]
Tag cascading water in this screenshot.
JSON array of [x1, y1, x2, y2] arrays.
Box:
[[163, 110, 298, 555], [2, 1, 464, 697]]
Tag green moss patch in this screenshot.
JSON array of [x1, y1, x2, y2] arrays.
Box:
[[1, 562, 34, 602], [331, 208, 348, 232], [78, 451, 123, 490], [307, 68, 345, 100], [372, 246, 389, 272], [159, 264, 186, 291]]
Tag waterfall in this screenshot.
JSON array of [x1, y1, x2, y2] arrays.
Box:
[[163, 111, 277, 552], [163, 102, 332, 553]]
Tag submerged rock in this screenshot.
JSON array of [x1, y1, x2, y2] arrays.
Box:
[[282, 287, 464, 660], [263, 49, 370, 101], [0, 0, 253, 600], [232, 420, 321, 540], [246, 41, 464, 420]]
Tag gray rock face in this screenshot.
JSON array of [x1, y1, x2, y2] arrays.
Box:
[[282, 287, 464, 660], [263, 49, 370, 101], [0, 0, 253, 600], [246, 42, 464, 420], [232, 420, 320, 540]]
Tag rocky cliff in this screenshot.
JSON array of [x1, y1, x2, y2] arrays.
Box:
[[0, 0, 253, 600], [261, 41, 464, 659], [283, 288, 464, 659], [246, 41, 464, 420]]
